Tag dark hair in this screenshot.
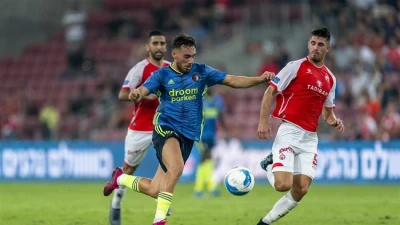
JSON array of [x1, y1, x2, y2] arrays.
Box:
[[171, 33, 196, 49], [311, 27, 330, 42], [148, 30, 164, 39]]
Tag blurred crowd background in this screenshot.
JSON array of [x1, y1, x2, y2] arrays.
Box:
[[0, 0, 399, 141]]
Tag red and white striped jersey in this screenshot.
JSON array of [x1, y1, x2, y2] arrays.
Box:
[[122, 58, 170, 132], [269, 57, 336, 132]]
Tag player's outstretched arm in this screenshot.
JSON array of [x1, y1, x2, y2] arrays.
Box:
[[322, 106, 345, 133], [129, 86, 150, 103], [257, 85, 278, 139], [222, 71, 275, 88]]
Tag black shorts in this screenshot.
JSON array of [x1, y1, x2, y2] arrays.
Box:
[[152, 125, 194, 172]]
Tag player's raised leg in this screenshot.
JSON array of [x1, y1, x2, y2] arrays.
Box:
[[104, 129, 173, 199], [104, 166, 166, 199]]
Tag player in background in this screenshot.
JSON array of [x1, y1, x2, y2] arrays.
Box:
[[194, 86, 227, 197], [256, 27, 345, 225], [109, 30, 170, 225], [103, 33, 275, 225]]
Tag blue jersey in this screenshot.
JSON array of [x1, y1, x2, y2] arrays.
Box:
[[143, 63, 227, 141], [201, 94, 225, 142]]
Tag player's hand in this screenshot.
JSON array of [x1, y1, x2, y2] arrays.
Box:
[[129, 89, 141, 102], [257, 120, 272, 139], [260, 71, 275, 82], [332, 118, 345, 133]]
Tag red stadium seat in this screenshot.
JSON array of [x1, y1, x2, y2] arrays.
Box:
[[87, 13, 111, 28]]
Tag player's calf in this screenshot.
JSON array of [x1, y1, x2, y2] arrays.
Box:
[[122, 162, 138, 175], [290, 174, 312, 201]]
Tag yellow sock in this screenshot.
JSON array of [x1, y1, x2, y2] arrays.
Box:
[[117, 174, 141, 193], [155, 192, 173, 221], [204, 159, 216, 191], [194, 162, 206, 192]]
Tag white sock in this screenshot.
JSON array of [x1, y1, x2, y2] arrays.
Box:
[[111, 186, 126, 209], [262, 192, 299, 224], [266, 165, 275, 189]]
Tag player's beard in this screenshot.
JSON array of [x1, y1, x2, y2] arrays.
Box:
[[177, 62, 191, 73], [310, 52, 323, 64], [150, 51, 164, 61]]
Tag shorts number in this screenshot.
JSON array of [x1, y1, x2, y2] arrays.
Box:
[[312, 153, 318, 166]]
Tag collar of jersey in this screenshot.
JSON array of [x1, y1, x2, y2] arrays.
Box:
[[169, 63, 184, 75]]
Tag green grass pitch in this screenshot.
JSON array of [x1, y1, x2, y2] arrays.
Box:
[[0, 183, 399, 225]]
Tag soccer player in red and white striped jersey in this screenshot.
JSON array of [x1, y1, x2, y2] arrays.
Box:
[[256, 27, 345, 225]]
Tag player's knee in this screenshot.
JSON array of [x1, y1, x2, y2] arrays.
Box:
[[167, 163, 184, 178], [274, 180, 292, 192]]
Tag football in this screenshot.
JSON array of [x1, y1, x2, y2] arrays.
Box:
[[224, 166, 255, 196]]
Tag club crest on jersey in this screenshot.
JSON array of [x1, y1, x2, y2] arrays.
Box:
[[192, 74, 200, 82], [325, 75, 330, 82], [317, 80, 322, 88]]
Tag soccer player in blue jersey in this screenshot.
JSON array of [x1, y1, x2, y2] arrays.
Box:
[[194, 87, 227, 197], [103, 33, 275, 225]]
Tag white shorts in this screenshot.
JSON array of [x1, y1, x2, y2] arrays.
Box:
[[124, 129, 152, 167], [271, 122, 318, 179]]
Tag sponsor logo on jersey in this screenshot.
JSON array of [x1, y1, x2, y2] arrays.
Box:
[[169, 88, 199, 102], [307, 84, 328, 96]]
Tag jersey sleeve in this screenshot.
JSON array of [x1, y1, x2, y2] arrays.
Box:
[[121, 65, 144, 91], [204, 65, 227, 87], [324, 75, 336, 108], [142, 70, 162, 94], [268, 61, 299, 92]]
